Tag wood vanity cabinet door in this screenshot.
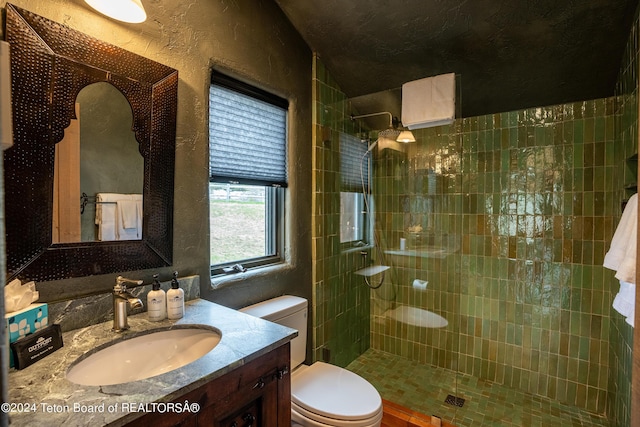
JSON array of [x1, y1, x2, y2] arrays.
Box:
[[198, 377, 279, 426], [201, 343, 290, 426], [124, 343, 290, 427]]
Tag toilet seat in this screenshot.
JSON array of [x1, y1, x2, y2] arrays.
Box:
[[291, 362, 383, 427], [292, 403, 383, 427]]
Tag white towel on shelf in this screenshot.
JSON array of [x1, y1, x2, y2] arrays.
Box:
[[604, 193, 637, 327], [401, 72, 455, 130]]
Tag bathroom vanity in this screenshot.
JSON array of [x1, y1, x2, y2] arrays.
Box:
[[125, 344, 290, 427], [7, 299, 296, 426]]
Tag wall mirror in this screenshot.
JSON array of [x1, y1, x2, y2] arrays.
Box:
[[74, 82, 143, 243], [4, 4, 177, 282]]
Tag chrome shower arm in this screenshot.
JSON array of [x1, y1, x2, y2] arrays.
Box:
[[350, 112, 395, 129]]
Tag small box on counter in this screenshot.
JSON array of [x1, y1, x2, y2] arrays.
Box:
[[5, 303, 48, 368], [10, 324, 63, 370]]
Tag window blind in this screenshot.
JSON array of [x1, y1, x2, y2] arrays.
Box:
[[209, 80, 288, 187], [340, 132, 370, 191]]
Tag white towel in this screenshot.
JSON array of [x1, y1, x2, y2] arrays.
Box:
[[95, 193, 117, 241], [401, 73, 455, 130], [604, 193, 637, 327], [626, 301, 635, 327], [613, 281, 636, 318], [95, 193, 142, 240], [118, 199, 138, 229], [116, 196, 142, 240], [604, 193, 637, 283], [612, 281, 636, 327]]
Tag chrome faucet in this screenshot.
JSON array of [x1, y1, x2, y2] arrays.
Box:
[[112, 276, 144, 332]]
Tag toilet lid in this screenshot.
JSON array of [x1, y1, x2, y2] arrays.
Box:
[[291, 362, 382, 421]]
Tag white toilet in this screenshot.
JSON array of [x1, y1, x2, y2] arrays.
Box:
[[241, 295, 383, 427]]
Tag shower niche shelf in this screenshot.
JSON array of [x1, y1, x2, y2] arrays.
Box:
[[354, 265, 390, 276]]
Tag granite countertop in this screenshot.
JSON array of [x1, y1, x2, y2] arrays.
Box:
[[8, 299, 297, 426]]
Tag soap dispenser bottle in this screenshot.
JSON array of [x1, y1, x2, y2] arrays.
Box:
[[167, 271, 184, 320], [147, 274, 166, 322]]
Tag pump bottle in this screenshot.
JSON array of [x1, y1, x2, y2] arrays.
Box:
[[147, 274, 166, 321], [167, 271, 184, 320]]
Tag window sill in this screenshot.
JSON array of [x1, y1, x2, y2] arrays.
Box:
[[210, 261, 292, 290]]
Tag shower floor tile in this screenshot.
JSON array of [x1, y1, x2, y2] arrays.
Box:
[[346, 349, 609, 427]]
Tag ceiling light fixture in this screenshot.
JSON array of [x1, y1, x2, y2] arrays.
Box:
[[396, 130, 416, 143], [84, 0, 147, 23]]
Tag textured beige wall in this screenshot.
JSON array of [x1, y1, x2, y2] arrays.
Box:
[[0, 0, 313, 306]]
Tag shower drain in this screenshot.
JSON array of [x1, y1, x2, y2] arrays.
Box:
[[445, 394, 465, 407]]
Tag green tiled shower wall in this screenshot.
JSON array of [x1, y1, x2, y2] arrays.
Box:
[[372, 100, 619, 414], [312, 9, 638, 416], [607, 5, 638, 427], [311, 54, 372, 367]]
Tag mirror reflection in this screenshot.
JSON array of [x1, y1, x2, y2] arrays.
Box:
[[53, 82, 143, 243]]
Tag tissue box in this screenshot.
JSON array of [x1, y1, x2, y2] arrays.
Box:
[[5, 303, 48, 368]]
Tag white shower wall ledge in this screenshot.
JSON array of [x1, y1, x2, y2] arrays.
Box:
[[354, 265, 390, 276]]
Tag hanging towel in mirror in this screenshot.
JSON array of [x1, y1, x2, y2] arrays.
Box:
[[96, 193, 142, 240], [95, 193, 117, 241], [116, 195, 142, 240]]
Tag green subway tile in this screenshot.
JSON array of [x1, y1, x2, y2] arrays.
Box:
[[316, 68, 626, 417]]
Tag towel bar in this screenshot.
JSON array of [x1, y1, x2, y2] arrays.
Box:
[[80, 192, 116, 214]]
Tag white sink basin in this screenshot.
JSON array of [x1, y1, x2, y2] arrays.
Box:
[[66, 327, 222, 386]]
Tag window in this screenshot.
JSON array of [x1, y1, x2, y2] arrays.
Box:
[[339, 132, 371, 246], [340, 192, 366, 243], [209, 72, 287, 274]]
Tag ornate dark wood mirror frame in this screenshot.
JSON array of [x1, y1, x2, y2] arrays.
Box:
[[4, 4, 177, 282]]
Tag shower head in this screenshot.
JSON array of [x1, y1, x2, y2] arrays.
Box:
[[378, 128, 400, 140]]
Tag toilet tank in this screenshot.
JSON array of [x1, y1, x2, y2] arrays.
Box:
[[240, 295, 308, 369]]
